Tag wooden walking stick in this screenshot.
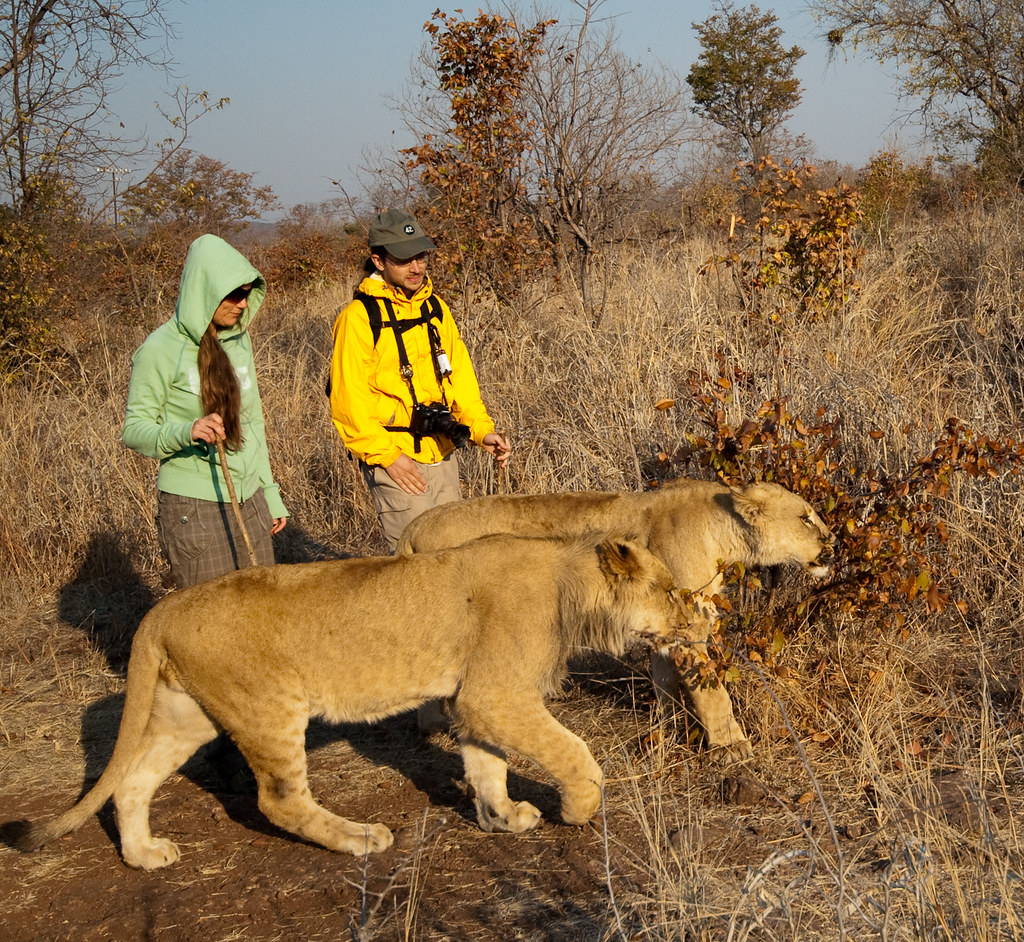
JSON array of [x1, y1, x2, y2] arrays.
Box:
[[216, 438, 258, 567]]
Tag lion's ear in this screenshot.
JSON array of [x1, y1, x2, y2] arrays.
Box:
[[729, 486, 765, 525], [597, 540, 642, 581]]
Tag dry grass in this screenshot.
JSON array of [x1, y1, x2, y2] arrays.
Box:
[[608, 618, 1024, 940], [2, 201, 1024, 939]]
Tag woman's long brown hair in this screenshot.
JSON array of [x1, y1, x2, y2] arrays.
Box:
[[198, 323, 242, 450]]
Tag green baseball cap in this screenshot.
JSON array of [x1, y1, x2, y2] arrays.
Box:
[[368, 208, 436, 260]]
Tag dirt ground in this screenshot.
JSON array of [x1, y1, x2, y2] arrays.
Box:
[[0, 640, 693, 942], [2, 625, 1021, 941]]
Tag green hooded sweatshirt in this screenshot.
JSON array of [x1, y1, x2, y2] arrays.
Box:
[[122, 234, 287, 519]]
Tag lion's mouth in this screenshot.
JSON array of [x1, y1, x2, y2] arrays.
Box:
[[808, 543, 836, 579], [805, 540, 836, 579], [639, 620, 690, 644]]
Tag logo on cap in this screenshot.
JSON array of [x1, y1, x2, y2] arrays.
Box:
[[403, 224, 415, 235]]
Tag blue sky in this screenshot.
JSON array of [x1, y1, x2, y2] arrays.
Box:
[[109, 0, 917, 215]]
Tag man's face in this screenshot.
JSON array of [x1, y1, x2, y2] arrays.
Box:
[[372, 250, 429, 297]]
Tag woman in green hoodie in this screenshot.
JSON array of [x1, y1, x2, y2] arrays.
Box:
[[123, 234, 288, 589]]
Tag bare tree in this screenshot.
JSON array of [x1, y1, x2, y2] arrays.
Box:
[[813, 0, 1024, 183], [522, 0, 692, 307], [388, 1, 692, 309], [0, 0, 172, 205]]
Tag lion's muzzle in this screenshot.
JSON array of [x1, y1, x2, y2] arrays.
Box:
[[809, 537, 836, 579]]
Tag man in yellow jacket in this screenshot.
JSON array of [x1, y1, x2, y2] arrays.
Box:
[[330, 209, 511, 550]]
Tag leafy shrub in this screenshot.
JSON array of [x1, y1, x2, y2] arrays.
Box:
[[259, 227, 361, 292], [0, 174, 85, 373], [706, 158, 865, 321], [661, 353, 1024, 682], [0, 210, 55, 371], [858, 151, 940, 234]]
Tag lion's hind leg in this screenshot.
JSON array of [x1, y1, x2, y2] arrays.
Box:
[[114, 683, 219, 869], [416, 697, 451, 734], [231, 702, 393, 857]]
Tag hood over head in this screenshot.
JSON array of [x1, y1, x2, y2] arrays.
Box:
[[174, 234, 267, 343]]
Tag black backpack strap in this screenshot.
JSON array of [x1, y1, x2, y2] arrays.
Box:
[[355, 292, 385, 346], [379, 297, 428, 452], [357, 291, 443, 346], [359, 290, 451, 389], [422, 294, 443, 324], [380, 298, 416, 395], [348, 292, 452, 451]]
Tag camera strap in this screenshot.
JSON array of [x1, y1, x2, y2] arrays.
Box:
[[328, 291, 439, 399], [378, 297, 425, 452]]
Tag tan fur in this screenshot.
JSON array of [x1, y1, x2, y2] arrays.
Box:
[[7, 536, 692, 869], [398, 479, 835, 761]]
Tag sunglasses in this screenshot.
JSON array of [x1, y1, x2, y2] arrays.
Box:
[[382, 251, 430, 266], [224, 285, 253, 303]]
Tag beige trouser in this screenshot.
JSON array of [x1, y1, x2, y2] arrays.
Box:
[[361, 451, 461, 552]]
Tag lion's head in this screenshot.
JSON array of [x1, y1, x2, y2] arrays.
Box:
[[589, 539, 693, 647], [728, 482, 835, 578]]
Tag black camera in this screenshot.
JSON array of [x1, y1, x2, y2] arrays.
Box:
[[409, 402, 471, 448]]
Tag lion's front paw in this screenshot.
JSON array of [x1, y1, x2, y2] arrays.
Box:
[[360, 823, 395, 854], [505, 800, 542, 832], [122, 837, 180, 870], [560, 781, 601, 825], [708, 737, 754, 765]]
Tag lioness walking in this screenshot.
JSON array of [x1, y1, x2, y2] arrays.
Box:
[[6, 536, 692, 869], [398, 479, 836, 760]]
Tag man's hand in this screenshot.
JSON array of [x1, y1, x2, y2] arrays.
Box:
[[384, 453, 428, 494], [481, 432, 511, 468]]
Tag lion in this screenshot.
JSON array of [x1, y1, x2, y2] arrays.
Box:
[[397, 479, 836, 761], [6, 535, 694, 869]]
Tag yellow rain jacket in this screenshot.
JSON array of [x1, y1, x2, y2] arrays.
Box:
[[330, 272, 496, 466]]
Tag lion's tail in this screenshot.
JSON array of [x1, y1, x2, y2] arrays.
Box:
[[4, 624, 164, 853]]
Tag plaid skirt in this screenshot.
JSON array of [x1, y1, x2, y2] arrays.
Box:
[[156, 489, 275, 589]]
